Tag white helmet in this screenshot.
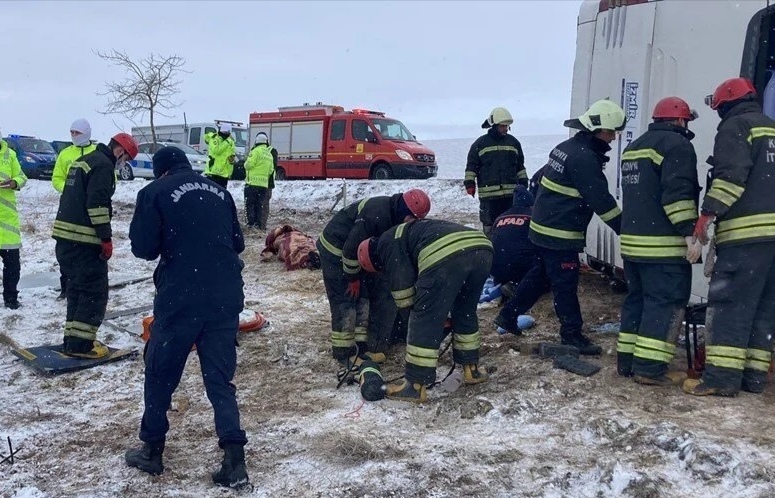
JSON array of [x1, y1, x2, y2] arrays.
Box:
[[255, 132, 269, 145], [481, 107, 514, 129], [218, 122, 233, 134], [565, 99, 627, 132]]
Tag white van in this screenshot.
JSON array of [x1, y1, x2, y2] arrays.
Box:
[[571, 0, 775, 301], [131, 120, 249, 161]]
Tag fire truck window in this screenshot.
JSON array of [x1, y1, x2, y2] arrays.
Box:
[[189, 127, 201, 145], [330, 120, 345, 141], [352, 120, 369, 141]]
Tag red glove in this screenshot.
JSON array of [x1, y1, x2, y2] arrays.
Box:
[[100, 240, 113, 261], [466, 185, 476, 197], [693, 213, 714, 245], [345, 280, 360, 299]]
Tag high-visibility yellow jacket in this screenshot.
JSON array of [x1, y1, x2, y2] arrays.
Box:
[[244, 144, 275, 187], [52, 143, 97, 193], [204, 132, 236, 179], [0, 140, 28, 249]]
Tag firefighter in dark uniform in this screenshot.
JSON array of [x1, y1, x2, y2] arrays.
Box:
[[491, 186, 546, 334], [357, 219, 493, 403], [685, 77, 775, 396], [615, 97, 703, 386], [507, 100, 625, 355], [465, 107, 528, 236], [52, 132, 138, 359], [125, 146, 249, 488], [316, 190, 431, 368]]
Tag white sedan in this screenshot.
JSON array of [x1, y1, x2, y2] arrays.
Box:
[[124, 142, 208, 180]]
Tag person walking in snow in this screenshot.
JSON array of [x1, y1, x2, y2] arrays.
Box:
[[244, 132, 276, 230], [51, 118, 97, 299], [125, 146, 249, 488], [52, 132, 137, 358], [204, 122, 236, 188], [0, 136, 27, 309], [464, 107, 528, 237]]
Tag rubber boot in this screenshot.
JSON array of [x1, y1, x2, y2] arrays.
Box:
[[212, 443, 249, 489], [63, 339, 109, 359], [125, 441, 164, 476], [363, 351, 386, 363], [463, 364, 489, 385], [633, 370, 687, 387], [385, 380, 427, 403], [682, 378, 738, 397]]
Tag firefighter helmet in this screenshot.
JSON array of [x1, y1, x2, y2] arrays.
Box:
[[706, 77, 756, 110], [481, 107, 514, 128], [652, 97, 698, 121], [112, 132, 139, 160], [255, 132, 269, 144], [565, 99, 627, 132], [357, 238, 379, 273], [402, 189, 431, 219]]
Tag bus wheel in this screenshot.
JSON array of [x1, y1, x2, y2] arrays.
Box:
[[371, 163, 393, 180]]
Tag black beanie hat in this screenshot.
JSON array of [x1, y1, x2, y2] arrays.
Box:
[[152, 146, 191, 179]]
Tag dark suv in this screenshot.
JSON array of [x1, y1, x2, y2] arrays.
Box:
[[4, 135, 57, 179]]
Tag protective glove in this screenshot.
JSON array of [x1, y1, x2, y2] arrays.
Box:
[[693, 213, 715, 245], [684, 236, 703, 264], [100, 240, 113, 261], [466, 185, 476, 197], [345, 280, 360, 299]]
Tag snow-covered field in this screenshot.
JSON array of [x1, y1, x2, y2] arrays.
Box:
[[3, 136, 775, 498]]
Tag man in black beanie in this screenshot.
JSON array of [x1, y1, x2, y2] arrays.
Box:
[[124, 146, 249, 489]]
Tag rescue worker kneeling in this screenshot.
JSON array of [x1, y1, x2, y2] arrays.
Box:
[[357, 219, 493, 403], [616, 97, 702, 386]]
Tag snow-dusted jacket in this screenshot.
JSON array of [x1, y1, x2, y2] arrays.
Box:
[[129, 164, 245, 317], [464, 127, 528, 200]]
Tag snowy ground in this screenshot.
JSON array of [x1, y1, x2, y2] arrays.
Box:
[[3, 137, 775, 497]]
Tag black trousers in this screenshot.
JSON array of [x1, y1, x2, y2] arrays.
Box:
[[702, 242, 775, 393], [405, 249, 492, 385], [479, 197, 512, 236], [206, 174, 229, 189], [364, 271, 399, 354], [317, 241, 368, 361], [260, 188, 273, 230], [497, 247, 581, 338], [0, 249, 20, 302], [244, 185, 268, 228], [55, 240, 108, 343], [617, 261, 691, 378], [140, 311, 247, 448]]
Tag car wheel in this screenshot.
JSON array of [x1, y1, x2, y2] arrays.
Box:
[[119, 164, 134, 181], [371, 163, 393, 180]]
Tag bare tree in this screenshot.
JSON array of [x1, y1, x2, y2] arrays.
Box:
[[95, 49, 190, 145]]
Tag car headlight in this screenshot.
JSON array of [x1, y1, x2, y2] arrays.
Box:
[[22, 155, 36, 164], [395, 150, 413, 161]]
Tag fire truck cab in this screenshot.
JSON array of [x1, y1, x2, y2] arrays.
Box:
[[248, 103, 437, 180]]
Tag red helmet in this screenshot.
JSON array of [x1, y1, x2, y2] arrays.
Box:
[[112, 132, 139, 160], [652, 97, 698, 121], [357, 238, 378, 273], [706, 77, 756, 110], [402, 189, 431, 219]]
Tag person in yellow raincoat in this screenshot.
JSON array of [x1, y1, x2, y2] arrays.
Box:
[[0, 136, 27, 309]]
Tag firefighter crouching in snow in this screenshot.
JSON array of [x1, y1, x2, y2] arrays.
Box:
[[685, 77, 775, 397], [204, 122, 236, 189], [0, 136, 27, 310], [615, 97, 703, 386], [244, 132, 276, 230], [316, 190, 431, 369], [464, 107, 528, 236], [52, 132, 138, 358], [509, 100, 625, 355], [357, 219, 493, 403]]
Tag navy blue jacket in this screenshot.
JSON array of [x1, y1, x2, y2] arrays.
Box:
[[129, 165, 245, 317], [489, 206, 536, 284]]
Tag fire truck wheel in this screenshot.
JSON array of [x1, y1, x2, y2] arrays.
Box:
[[274, 167, 286, 181], [371, 163, 393, 180]]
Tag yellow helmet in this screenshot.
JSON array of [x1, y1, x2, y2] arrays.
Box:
[[564, 99, 627, 132], [481, 107, 514, 128]]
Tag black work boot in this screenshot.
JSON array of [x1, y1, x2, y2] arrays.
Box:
[[4, 299, 20, 310], [561, 332, 602, 356], [212, 443, 249, 488], [125, 441, 165, 476]]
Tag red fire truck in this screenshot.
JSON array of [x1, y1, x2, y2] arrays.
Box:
[[247, 103, 437, 180]]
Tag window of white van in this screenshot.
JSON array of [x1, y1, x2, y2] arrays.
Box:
[[189, 127, 201, 145], [371, 118, 416, 142], [231, 128, 248, 148]]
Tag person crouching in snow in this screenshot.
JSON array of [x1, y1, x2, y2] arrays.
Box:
[[357, 218, 493, 403]]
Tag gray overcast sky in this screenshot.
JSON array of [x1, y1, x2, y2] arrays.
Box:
[[2, 0, 582, 142]]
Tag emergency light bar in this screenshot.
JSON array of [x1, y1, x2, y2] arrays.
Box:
[[352, 109, 385, 116]]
